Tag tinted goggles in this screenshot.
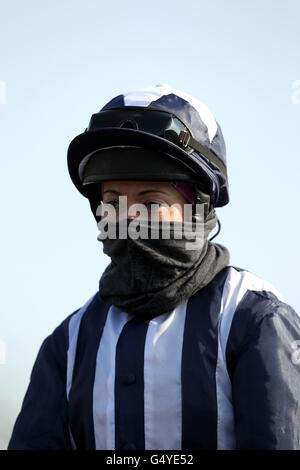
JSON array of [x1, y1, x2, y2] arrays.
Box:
[[88, 107, 190, 148], [87, 107, 227, 180]]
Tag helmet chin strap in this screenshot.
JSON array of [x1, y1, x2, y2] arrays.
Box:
[[209, 217, 221, 241], [193, 185, 221, 241]]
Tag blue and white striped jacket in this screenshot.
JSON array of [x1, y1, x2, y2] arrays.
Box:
[[8, 266, 300, 450]]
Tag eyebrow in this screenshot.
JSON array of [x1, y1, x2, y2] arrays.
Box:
[[103, 189, 168, 196], [103, 189, 121, 196]]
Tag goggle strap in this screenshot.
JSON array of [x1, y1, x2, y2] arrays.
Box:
[[179, 131, 228, 181]]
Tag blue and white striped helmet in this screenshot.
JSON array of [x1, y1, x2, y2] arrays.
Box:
[[67, 84, 229, 207]]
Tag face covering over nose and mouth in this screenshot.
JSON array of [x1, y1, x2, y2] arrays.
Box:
[[98, 211, 230, 320]]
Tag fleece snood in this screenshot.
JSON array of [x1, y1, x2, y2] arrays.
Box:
[[98, 212, 229, 319]]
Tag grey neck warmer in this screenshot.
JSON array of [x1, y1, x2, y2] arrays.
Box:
[[98, 212, 230, 319]]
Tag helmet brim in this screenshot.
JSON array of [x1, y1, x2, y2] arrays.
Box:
[[67, 127, 226, 206]]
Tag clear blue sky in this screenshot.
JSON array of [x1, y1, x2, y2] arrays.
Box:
[[1, 0, 300, 448]]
